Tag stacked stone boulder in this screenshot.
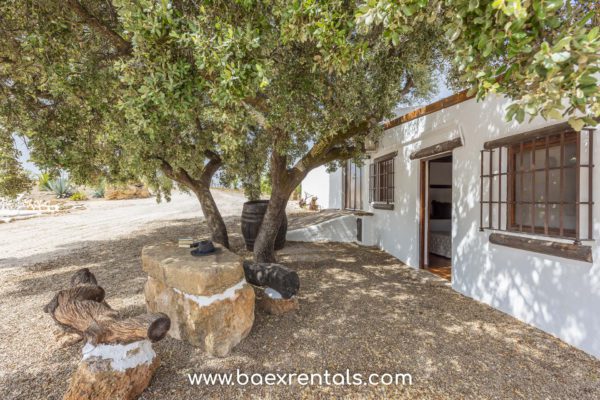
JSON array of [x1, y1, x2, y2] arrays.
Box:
[[142, 242, 255, 357], [64, 341, 160, 400]]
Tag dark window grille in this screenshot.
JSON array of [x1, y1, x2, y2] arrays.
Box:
[[369, 152, 395, 208], [480, 123, 595, 243]]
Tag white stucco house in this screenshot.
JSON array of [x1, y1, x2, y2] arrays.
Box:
[[290, 91, 600, 359]]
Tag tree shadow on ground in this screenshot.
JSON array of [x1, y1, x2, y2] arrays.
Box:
[[1, 217, 599, 399]]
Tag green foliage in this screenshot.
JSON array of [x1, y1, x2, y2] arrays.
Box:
[[0, 0, 596, 212], [292, 184, 302, 201], [260, 174, 272, 197], [356, 0, 599, 129], [47, 177, 73, 199], [0, 132, 31, 198], [38, 173, 53, 191], [69, 191, 88, 201], [92, 180, 106, 198]]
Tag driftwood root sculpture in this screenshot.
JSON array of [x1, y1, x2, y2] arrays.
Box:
[[44, 268, 170, 345], [43, 268, 171, 400]]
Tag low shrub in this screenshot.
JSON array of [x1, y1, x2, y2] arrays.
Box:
[[69, 191, 88, 201], [92, 181, 106, 198], [38, 173, 53, 191]]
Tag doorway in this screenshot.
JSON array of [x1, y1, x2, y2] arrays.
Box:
[[419, 154, 453, 281]]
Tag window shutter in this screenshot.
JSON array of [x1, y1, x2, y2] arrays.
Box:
[[369, 163, 374, 203]]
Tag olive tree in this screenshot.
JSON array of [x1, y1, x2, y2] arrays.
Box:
[[0, 0, 268, 247], [1, 1, 597, 263], [168, 1, 448, 262], [0, 132, 31, 199]]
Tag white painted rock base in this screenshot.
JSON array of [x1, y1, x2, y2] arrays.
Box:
[[145, 276, 255, 357], [64, 340, 159, 400]]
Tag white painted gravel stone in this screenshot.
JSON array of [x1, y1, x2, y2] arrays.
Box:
[[265, 287, 283, 299]]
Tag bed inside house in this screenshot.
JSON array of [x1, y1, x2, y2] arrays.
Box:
[[428, 216, 451, 259]]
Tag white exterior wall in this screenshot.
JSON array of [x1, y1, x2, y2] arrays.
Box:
[[286, 215, 358, 243], [300, 94, 600, 359], [301, 166, 334, 209], [328, 168, 343, 209]]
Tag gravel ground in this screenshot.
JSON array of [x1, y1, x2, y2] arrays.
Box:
[[1, 215, 599, 399], [0, 190, 246, 269]]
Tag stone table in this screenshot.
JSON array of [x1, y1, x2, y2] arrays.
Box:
[[142, 243, 255, 357]]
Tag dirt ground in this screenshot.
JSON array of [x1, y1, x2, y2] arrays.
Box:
[[1, 216, 599, 399], [0, 190, 247, 269]]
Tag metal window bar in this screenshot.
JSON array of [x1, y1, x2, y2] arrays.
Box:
[[489, 149, 493, 229], [519, 141, 524, 233], [370, 157, 395, 204], [479, 128, 594, 241], [498, 147, 502, 230], [480, 150, 484, 231]]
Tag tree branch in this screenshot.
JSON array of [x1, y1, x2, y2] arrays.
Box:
[[291, 115, 378, 179], [157, 157, 200, 190], [399, 75, 413, 96], [200, 151, 222, 185], [156, 154, 221, 189], [319, 145, 357, 165], [290, 74, 412, 178], [66, 0, 132, 56]]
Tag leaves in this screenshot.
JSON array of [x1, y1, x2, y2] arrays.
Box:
[[0, 132, 32, 198], [1, 0, 597, 204], [356, 0, 599, 129]]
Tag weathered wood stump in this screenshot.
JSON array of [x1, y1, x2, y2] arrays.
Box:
[[142, 243, 255, 357], [242, 261, 300, 299], [43, 268, 170, 400]]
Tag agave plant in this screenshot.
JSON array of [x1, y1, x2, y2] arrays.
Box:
[[47, 177, 73, 198]]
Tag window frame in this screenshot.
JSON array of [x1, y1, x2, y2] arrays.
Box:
[[369, 151, 397, 210], [480, 122, 595, 244], [506, 132, 578, 238]]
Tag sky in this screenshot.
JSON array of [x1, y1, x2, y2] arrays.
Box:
[[15, 136, 40, 175]]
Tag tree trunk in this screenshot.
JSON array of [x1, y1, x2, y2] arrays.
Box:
[[192, 185, 230, 248], [253, 188, 290, 262], [252, 118, 372, 262], [253, 149, 301, 262], [159, 156, 230, 249]]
